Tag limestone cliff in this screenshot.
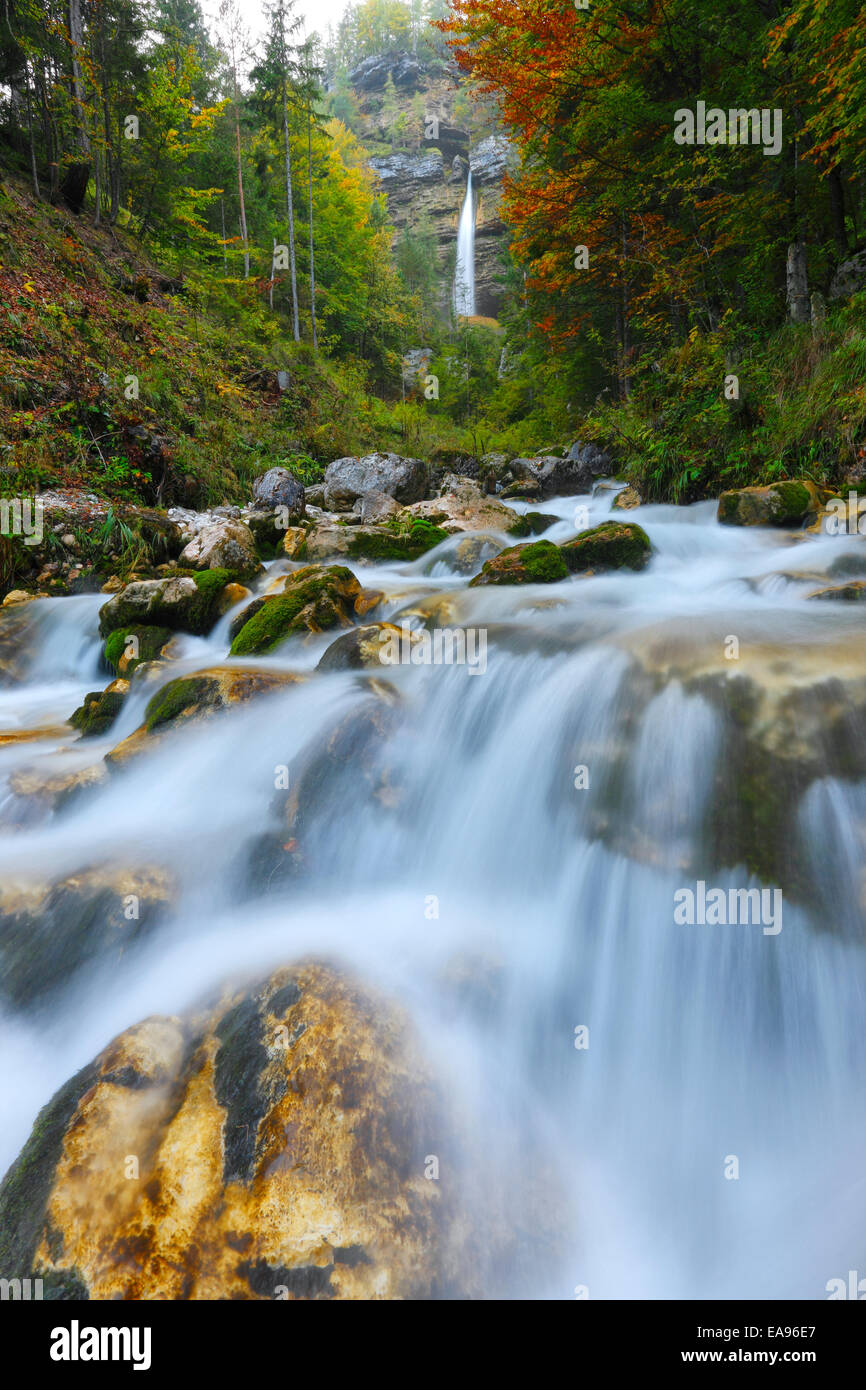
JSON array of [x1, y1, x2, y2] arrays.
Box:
[[339, 51, 510, 319]]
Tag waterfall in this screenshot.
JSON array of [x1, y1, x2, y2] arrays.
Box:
[[454, 170, 476, 317], [3, 491, 866, 1297]]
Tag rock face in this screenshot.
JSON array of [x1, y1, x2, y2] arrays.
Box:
[[344, 56, 509, 319], [0, 962, 479, 1299], [532, 443, 615, 498], [323, 453, 428, 510], [717, 481, 823, 527], [251, 467, 305, 519], [829, 249, 866, 301]]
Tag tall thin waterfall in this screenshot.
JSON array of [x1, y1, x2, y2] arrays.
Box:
[[454, 170, 476, 317]]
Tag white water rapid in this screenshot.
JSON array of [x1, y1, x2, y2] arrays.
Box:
[[1, 486, 865, 1298]]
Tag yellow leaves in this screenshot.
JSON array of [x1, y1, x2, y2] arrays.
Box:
[[216, 382, 243, 399]]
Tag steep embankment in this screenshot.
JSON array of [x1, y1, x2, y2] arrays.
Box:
[[0, 176, 379, 516]]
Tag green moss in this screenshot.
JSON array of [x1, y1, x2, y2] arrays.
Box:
[[192, 566, 240, 594], [104, 624, 173, 674], [507, 511, 554, 538], [69, 688, 126, 737], [559, 521, 652, 573], [469, 539, 567, 586], [347, 518, 448, 562], [770, 480, 811, 519], [230, 565, 359, 655], [0, 1057, 100, 1281], [144, 675, 221, 731]]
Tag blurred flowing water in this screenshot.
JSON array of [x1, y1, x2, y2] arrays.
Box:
[[1, 488, 865, 1298]]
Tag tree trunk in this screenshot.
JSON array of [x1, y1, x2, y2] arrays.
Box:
[[282, 84, 300, 340], [308, 104, 317, 350], [61, 0, 91, 213], [786, 242, 810, 324], [828, 167, 848, 260]]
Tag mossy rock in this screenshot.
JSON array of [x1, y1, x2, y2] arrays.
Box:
[[717, 481, 820, 527], [104, 624, 173, 675], [230, 565, 362, 656], [506, 511, 555, 539], [98, 570, 243, 639], [69, 687, 127, 738], [559, 521, 652, 573], [144, 674, 222, 732], [469, 539, 568, 587], [346, 520, 449, 563]]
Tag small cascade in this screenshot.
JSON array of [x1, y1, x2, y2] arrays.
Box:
[[454, 170, 476, 317]]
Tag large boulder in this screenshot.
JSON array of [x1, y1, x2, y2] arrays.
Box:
[[323, 453, 428, 511], [229, 565, 365, 656], [251, 467, 305, 519], [717, 481, 823, 527], [0, 962, 481, 1298], [469, 539, 568, 586], [106, 666, 304, 765], [559, 521, 652, 573], [829, 250, 866, 301], [179, 519, 260, 576], [529, 442, 615, 498], [99, 573, 239, 638], [402, 476, 519, 533], [0, 864, 174, 1012]]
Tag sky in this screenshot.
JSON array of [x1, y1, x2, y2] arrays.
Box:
[[202, 0, 351, 52]]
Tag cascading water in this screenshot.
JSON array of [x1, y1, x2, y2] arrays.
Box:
[[454, 170, 476, 317], [1, 489, 866, 1298]]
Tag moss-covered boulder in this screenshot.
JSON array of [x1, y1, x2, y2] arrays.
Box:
[[402, 476, 519, 533], [229, 565, 364, 656], [104, 624, 174, 676], [506, 511, 555, 539], [317, 623, 424, 672], [468, 539, 568, 587], [69, 681, 129, 738], [99, 572, 241, 639], [717, 480, 822, 527], [0, 865, 174, 1013], [346, 518, 449, 563], [106, 666, 304, 764], [0, 962, 485, 1298], [559, 521, 652, 573]]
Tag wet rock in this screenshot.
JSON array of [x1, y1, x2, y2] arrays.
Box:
[[178, 520, 261, 577], [469, 539, 568, 586], [230, 565, 364, 656], [559, 521, 652, 573], [6, 761, 107, 823], [717, 480, 822, 527], [1, 590, 38, 607], [807, 581, 866, 602], [69, 684, 128, 738], [0, 864, 175, 1012], [506, 511, 555, 538], [612, 486, 642, 511], [323, 453, 428, 511], [0, 961, 484, 1298], [448, 534, 504, 575], [530, 443, 615, 498], [251, 467, 305, 519], [104, 624, 174, 676], [317, 623, 424, 673], [99, 571, 242, 639], [402, 475, 518, 533]]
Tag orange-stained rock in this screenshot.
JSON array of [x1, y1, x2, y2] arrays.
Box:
[[0, 963, 506, 1299]]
